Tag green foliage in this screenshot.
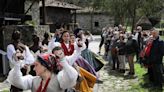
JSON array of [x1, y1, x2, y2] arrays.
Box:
[[65, 0, 163, 28], [24, 20, 36, 27], [134, 64, 147, 79], [128, 57, 164, 92], [138, 0, 163, 17]]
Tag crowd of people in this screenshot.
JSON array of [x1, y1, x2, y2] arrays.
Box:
[[6, 26, 104, 92], [99, 24, 164, 89], [4, 23, 164, 91]]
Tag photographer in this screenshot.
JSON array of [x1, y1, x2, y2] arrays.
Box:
[[7, 30, 35, 92]]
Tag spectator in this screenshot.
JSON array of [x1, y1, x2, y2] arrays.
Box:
[[98, 27, 106, 55], [117, 34, 126, 73], [133, 26, 142, 62], [146, 29, 164, 89], [42, 32, 50, 46], [125, 32, 139, 75], [110, 31, 119, 70]]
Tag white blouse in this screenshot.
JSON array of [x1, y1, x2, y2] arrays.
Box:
[[7, 57, 78, 91], [7, 44, 35, 68]]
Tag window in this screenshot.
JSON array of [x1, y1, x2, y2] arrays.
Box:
[[95, 22, 99, 27]]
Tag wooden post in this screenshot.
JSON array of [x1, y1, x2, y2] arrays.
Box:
[[74, 10, 77, 24], [42, 0, 46, 24], [73, 10, 77, 30]]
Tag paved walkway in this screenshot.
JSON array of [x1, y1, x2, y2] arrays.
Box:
[[95, 63, 139, 92]]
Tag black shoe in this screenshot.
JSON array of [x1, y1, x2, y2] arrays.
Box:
[[119, 69, 125, 73], [128, 72, 135, 75], [154, 86, 163, 91], [111, 68, 115, 70]]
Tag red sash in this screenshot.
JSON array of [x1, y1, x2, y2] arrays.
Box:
[[61, 42, 74, 56], [37, 78, 51, 92], [145, 43, 152, 57]]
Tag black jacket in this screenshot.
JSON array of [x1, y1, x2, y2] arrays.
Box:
[[117, 41, 126, 55], [125, 37, 139, 55], [148, 37, 164, 64]]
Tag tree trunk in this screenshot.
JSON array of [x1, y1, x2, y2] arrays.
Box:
[[125, 18, 130, 31], [131, 2, 137, 33], [120, 16, 125, 26]]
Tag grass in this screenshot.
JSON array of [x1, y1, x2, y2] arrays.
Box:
[[128, 63, 148, 92], [128, 62, 164, 92], [161, 36, 164, 40]]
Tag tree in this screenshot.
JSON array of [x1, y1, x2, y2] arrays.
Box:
[[105, 0, 163, 31], [64, 0, 164, 31]]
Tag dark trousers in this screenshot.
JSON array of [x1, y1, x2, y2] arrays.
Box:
[[148, 64, 163, 88], [112, 55, 119, 70], [148, 67, 154, 82], [10, 68, 27, 92], [99, 36, 104, 49], [10, 85, 23, 92]]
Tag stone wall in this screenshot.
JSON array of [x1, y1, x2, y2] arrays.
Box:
[[25, 0, 40, 31], [1, 25, 35, 50], [37, 25, 50, 41], [44, 7, 72, 32], [76, 13, 114, 34], [1, 25, 50, 50], [24, 0, 50, 40]]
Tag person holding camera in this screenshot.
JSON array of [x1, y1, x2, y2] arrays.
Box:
[[7, 30, 35, 92]]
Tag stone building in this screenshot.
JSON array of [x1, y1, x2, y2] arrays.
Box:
[[0, 0, 80, 75], [0, 0, 49, 75], [76, 8, 114, 34], [25, 0, 50, 40], [40, 0, 81, 32]]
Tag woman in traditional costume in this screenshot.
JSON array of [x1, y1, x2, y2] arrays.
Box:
[[60, 31, 74, 56], [7, 53, 78, 92]]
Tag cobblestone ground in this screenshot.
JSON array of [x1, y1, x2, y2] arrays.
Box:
[[0, 83, 9, 92], [90, 36, 139, 92], [95, 61, 139, 92]]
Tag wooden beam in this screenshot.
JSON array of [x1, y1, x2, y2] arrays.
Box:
[[42, 0, 46, 24]]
